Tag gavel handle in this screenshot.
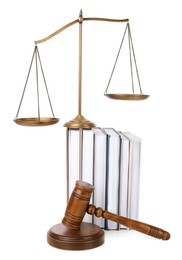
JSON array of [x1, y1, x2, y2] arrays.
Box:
[[87, 205, 170, 240]]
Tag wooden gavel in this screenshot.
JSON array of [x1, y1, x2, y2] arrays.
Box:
[[62, 180, 170, 240]]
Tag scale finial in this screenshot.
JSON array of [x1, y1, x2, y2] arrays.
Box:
[[79, 9, 83, 17], [79, 9, 83, 22]]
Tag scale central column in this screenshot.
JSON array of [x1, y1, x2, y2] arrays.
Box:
[[78, 10, 83, 116], [64, 10, 96, 129]]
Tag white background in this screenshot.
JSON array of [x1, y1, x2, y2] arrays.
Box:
[[0, 0, 181, 259]]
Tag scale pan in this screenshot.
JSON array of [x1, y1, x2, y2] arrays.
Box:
[[14, 117, 59, 126], [105, 93, 150, 100]]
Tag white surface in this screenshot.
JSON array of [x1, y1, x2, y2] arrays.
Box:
[[0, 0, 181, 259]]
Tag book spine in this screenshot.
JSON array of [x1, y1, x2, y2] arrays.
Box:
[[105, 131, 121, 230], [67, 128, 80, 200], [67, 128, 94, 223], [93, 131, 108, 228], [81, 129, 93, 185], [118, 133, 130, 229], [128, 140, 141, 220], [81, 129, 94, 223], [123, 132, 141, 222]]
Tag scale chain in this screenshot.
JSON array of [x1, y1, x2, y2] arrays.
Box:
[[105, 23, 128, 94], [128, 23, 142, 94], [15, 47, 37, 118], [15, 45, 56, 119], [36, 47, 55, 117], [104, 22, 143, 95], [35, 46, 40, 119]]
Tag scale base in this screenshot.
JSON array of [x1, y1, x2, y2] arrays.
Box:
[[64, 114, 96, 129], [47, 222, 105, 250]]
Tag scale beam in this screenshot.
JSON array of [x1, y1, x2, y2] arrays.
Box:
[[35, 19, 78, 44], [35, 17, 129, 44], [84, 17, 129, 23]]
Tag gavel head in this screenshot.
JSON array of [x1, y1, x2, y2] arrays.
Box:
[[62, 181, 94, 230]]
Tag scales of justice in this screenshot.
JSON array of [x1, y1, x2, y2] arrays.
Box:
[[14, 10, 149, 128], [13, 10, 170, 251]]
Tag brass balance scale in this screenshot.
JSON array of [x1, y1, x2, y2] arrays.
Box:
[[14, 10, 149, 128], [14, 10, 150, 250]]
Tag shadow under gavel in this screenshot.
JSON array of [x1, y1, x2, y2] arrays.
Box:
[[48, 180, 170, 250]]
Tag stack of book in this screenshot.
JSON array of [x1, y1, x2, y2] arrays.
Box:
[[67, 127, 141, 230]]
